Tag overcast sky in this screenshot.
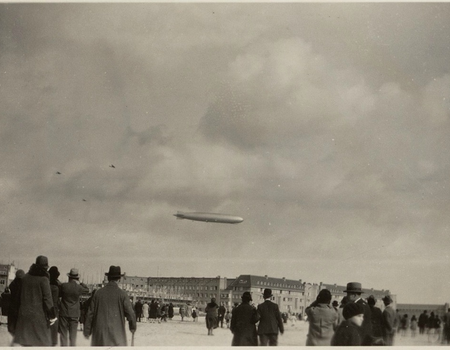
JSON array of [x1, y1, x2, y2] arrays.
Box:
[[1, 3, 449, 304]]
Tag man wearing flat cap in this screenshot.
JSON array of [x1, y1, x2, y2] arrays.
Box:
[[59, 268, 89, 346], [83, 266, 136, 346], [344, 282, 373, 345], [381, 295, 396, 346], [256, 288, 284, 346], [230, 291, 260, 346]]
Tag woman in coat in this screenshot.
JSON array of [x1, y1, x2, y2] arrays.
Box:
[[305, 289, 338, 346], [205, 297, 219, 335], [48, 266, 61, 346], [230, 292, 260, 346], [13, 256, 56, 346]]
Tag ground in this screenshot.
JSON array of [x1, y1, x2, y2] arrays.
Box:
[[0, 316, 444, 347]]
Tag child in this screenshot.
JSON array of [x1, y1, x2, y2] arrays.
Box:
[[191, 307, 198, 322], [225, 310, 231, 328], [331, 303, 365, 346]]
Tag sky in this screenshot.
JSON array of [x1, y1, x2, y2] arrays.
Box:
[[1, 3, 450, 304]]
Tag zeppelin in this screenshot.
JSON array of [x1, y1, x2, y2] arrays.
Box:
[[174, 211, 244, 224]]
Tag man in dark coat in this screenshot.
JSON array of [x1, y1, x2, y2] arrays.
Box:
[[418, 310, 428, 334], [218, 302, 227, 328], [344, 282, 373, 345], [134, 299, 143, 322], [257, 288, 284, 346], [13, 256, 57, 346], [7, 269, 25, 336], [367, 295, 384, 339], [381, 295, 396, 346], [83, 266, 136, 346], [230, 291, 260, 346], [0, 287, 11, 324], [48, 266, 62, 346], [59, 268, 89, 346]]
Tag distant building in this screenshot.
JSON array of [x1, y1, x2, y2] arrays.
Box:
[[0, 263, 17, 293]]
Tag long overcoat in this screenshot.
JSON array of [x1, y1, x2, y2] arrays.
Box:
[[13, 265, 55, 346], [83, 281, 136, 346], [305, 303, 338, 346], [230, 302, 260, 346]]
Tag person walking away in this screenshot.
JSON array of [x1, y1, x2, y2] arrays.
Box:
[[179, 303, 187, 321], [331, 303, 365, 346], [59, 268, 89, 346], [442, 309, 450, 344], [418, 310, 428, 335], [381, 295, 396, 346], [13, 255, 57, 346], [400, 314, 408, 337], [225, 310, 231, 328], [230, 291, 260, 346], [7, 269, 25, 336], [256, 288, 284, 346], [134, 299, 143, 322], [205, 297, 219, 335], [168, 302, 174, 320], [0, 287, 11, 326], [305, 289, 338, 346], [142, 301, 149, 323], [191, 307, 198, 322], [48, 266, 62, 346], [344, 282, 373, 345], [83, 265, 136, 346], [410, 315, 418, 338], [367, 295, 384, 341], [218, 302, 226, 328]]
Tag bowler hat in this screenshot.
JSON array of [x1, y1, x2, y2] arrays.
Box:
[[343, 302, 365, 320], [67, 268, 80, 279], [263, 288, 273, 299], [382, 295, 393, 304], [344, 282, 364, 293], [35, 255, 49, 269], [242, 291, 252, 302], [105, 265, 124, 278]]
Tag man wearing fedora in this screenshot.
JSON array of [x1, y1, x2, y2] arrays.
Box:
[[381, 295, 396, 346], [83, 266, 136, 346], [344, 282, 373, 345], [59, 268, 89, 346], [256, 288, 284, 346]]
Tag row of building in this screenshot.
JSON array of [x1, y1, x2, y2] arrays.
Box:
[[1, 262, 448, 319]]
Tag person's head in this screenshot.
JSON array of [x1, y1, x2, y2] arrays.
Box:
[[211, 297, 216, 303], [332, 300, 339, 308], [35, 255, 49, 270], [15, 269, 25, 279], [382, 295, 393, 307], [263, 288, 273, 299], [67, 268, 80, 281], [316, 289, 332, 304], [343, 303, 365, 327], [367, 295, 376, 306], [339, 296, 348, 308], [49, 266, 60, 281], [105, 265, 124, 282], [344, 282, 363, 302], [242, 291, 252, 303]]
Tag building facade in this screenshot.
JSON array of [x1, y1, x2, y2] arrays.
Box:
[[0, 263, 17, 293]]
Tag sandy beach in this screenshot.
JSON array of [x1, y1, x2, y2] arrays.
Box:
[[0, 315, 443, 347]]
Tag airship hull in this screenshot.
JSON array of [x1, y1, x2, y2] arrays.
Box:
[[174, 212, 243, 224]]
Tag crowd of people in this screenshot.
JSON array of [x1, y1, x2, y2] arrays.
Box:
[[1, 257, 450, 347]]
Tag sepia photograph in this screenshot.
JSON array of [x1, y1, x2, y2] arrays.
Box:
[[1, 2, 450, 347]]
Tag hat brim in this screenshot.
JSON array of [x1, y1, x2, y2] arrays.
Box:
[[67, 273, 80, 279]]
